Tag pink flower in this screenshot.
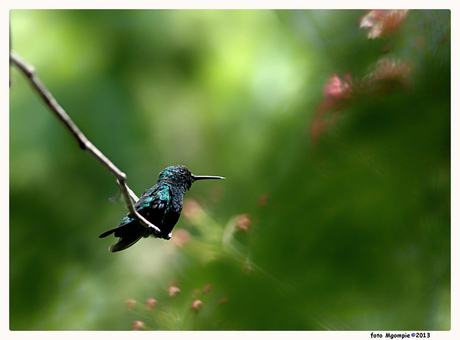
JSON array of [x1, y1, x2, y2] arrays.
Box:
[[257, 193, 270, 207], [168, 286, 181, 297], [360, 10, 409, 39], [310, 58, 412, 144], [322, 73, 353, 104], [132, 320, 144, 331], [366, 58, 413, 94], [191, 299, 203, 312], [145, 298, 157, 311], [182, 199, 201, 218], [202, 284, 213, 293], [171, 228, 191, 247], [236, 214, 251, 232], [310, 73, 354, 143]]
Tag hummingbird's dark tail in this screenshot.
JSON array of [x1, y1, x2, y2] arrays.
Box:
[[99, 223, 146, 252], [108, 234, 143, 252]]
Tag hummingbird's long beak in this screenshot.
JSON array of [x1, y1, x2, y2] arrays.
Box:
[[192, 174, 226, 181]]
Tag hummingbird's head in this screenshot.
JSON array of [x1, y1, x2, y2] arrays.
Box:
[[158, 165, 225, 190]]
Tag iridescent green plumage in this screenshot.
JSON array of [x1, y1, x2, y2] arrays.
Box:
[[99, 165, 225, 252]]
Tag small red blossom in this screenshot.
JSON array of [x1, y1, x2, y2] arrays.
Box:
[[169, 286, 181, 297], [191, 299, 203, 312], [360, 10, 409, 39], [132, 320, 144, 331], [171, 228, 191, 247], [236, 214, 251, 232], [310, 57, 412, 144], [145, 298, 157, 311], [202, 284, 213, 293], [258, 193, 270, 207], [322, 73, 353, 105], [310, 73, 354, 144], [183, 199, 202, 218], [366, 58, 413, 94]]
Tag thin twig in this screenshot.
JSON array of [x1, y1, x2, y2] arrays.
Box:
[[10, 50, 161, 237], [117, 180, 161, 235]]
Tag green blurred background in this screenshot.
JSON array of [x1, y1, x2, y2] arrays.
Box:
[[9, 10, 450, 330]]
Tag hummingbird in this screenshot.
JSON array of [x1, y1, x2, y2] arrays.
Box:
[[99, 165, 225, 252]]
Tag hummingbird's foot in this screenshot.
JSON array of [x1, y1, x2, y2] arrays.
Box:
[[146, 224, 162, 238], [160, 232, 172, 240]]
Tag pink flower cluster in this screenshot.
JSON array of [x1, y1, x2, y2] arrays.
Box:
[[310, 10, 413, 144], [360, 10, 409, 39]]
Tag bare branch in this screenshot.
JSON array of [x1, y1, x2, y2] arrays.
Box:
[[10, 50, 161, 237], [10, 51, 125, 178]]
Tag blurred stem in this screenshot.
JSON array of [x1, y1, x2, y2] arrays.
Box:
[[9, 50, 161, 236]]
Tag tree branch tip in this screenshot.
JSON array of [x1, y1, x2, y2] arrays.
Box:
[[10, 50, 143, 240], [10, 51, 36, 76]]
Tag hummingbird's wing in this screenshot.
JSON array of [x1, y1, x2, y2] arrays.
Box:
[[134, 184, 171, 212], [99, 184, 172, 252], [109, 185, 170, 229]]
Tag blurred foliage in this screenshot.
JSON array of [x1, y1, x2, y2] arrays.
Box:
[[9, 10, 450, 330]]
